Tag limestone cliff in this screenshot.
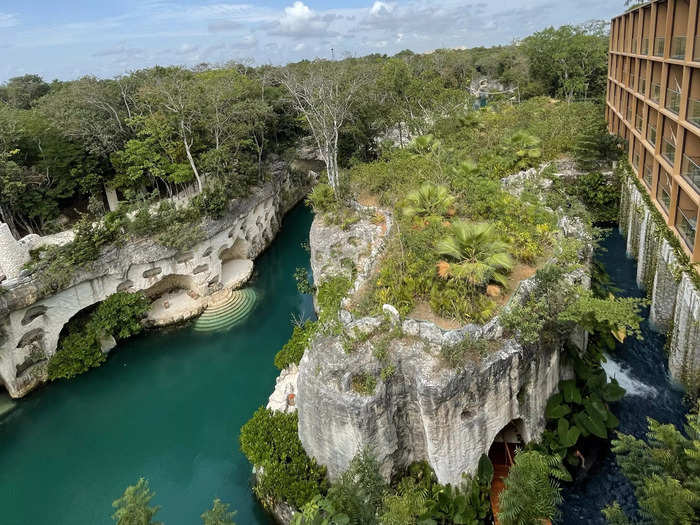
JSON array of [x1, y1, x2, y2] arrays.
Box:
[[288, 171, 589, 485], [0, 161, 314, 398], [619, 177, 700, 390]]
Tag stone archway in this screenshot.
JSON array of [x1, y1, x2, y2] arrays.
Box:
[[488, 419, 526, 523], [141, 274, 200, 326]]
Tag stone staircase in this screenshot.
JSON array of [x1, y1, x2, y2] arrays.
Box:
[[193, 288, 257, 333]]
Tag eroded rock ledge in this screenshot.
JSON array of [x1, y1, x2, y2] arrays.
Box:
[[272, 167, 591, 486], [0, 162, 314, 398]]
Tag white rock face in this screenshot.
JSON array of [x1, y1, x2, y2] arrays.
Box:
[[297, 327, 564, 485], [619, 178, 700, 389], [294, 194, 585, 485], [267, 364, 299, 414], [0, 164, 311, 398], [0, 223, 30, 280]]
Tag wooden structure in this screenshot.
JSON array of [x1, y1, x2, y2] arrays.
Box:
[[607, 0, 700, 263]]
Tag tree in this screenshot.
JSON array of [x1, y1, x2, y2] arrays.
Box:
[[497, 451, 564, 525], [402, 183, 455, 219], [280, 60, 366, 197], [112, 478, 162, 525], [0, 74, 50, 109], [138, 67, 205, 192], [522, 23, 609, 102], [201, 499, 237, 525], [436, 221, 514, 286]]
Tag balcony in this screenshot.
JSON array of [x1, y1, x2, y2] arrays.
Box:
[[649, 125, 657, 147], [641, 37, 650, 55], [651, 82, 661, 103], [676, 205, 698, 250], [666, 88, 681, 114], [689, 98, 700, 128], [671, 36, 687, 59], [643, 164, 653, 187], [635, 114, 643, 131], [681, 154, 700, 193], [654, 37, 665, 57], [663, 138, 676, 166]]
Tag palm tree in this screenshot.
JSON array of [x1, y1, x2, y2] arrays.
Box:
[[402, 183, 456, 219], [436, 221, 514, 287]]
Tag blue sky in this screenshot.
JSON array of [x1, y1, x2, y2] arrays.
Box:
[[0, 0, 626, 82]]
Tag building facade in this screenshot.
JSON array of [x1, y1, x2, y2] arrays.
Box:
[[607, 0, 700, 262]]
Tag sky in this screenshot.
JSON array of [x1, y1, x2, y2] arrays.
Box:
[[0, 0, 627, 82]]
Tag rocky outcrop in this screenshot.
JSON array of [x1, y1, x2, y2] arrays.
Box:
[[291, 174, 588, 485], [619, 177, 700, 391], [297, 317, 564, 485], [0, 161, 314, 398]]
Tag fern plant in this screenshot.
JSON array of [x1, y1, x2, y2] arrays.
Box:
[[603, 403, 700, 525], [497, 451, 564, 525]]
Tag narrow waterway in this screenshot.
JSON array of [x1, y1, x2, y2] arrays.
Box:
[[559, 228, 688, 524], [0, 204, 315, 525]]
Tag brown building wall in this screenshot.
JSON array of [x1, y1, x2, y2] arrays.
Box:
[[607, 0, 700, 262]]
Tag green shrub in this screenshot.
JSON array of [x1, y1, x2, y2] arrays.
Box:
[[47, 330, 105, 380], [307, 183, 337, 214], [47, 292, 149, 380], [440, 335, 490, 368], [274, 321, 318, 370], [240, 408, 328, 509], [317, 276, 352, 325], [91, 292, 150, 341], [351, 373, 377, 395]]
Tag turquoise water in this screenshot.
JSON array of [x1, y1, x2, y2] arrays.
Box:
[[0, 204, 315, 525]]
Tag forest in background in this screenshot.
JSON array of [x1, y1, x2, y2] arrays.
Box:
[[0, 22, 608, 238]]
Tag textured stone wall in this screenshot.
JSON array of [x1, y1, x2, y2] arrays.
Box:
[[293, 192, 585, 484], [297, 317, 563, 485], [0, 162, 312, 398], [0, 223, 30, 280], [619, 178, 700, 389]]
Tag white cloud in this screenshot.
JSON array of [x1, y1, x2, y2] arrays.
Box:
[[370, 2, 394, 16], [0, 12, 18, 28], [280, 1, 315, 34]]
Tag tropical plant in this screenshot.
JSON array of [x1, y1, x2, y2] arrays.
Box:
[[112, 478, 162, 525], [402, 183, 456, 220], [509, 131, 542, 170], [201, 499, 237, 525], [307, 183, 338, 214], [436, 221, 514, 287], [497, 451, 564, 525], [541, 356, 626, 468], [602, 403, 700, 525], [424, 455, 493, 525]]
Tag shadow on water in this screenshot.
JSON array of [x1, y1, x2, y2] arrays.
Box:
[[0, 203, 315, 525], [559, 228, 688, 524]]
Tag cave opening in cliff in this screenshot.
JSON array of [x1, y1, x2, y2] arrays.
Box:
[[488, 419, 525, 469], [142, 274, 199, 324], [219, 239, 253, 288]]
